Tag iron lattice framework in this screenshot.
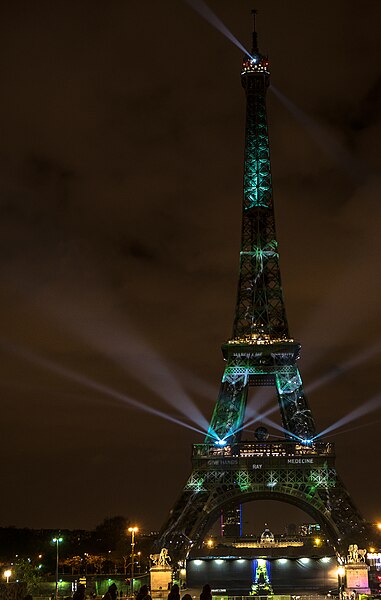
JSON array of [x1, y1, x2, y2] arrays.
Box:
[[234, 64, 287, 340], [159, 442, 365, 557], [156, 23, 367, 560]]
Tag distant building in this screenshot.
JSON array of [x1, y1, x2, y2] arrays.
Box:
[[221, 506, 242, 537], [298, 523, 321, 536]]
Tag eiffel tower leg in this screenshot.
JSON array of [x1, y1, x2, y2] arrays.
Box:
[[206, 371, 248, 444], [275, 366, 316, 440], [156, 485, 214, 558], [317, 474, 369, 548]]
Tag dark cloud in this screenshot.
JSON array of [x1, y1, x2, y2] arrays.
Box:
[[349, 75, 381, 131]]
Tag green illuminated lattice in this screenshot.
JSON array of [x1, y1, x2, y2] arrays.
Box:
[[207, 355, 315, 443], [185, 474, 205, 492], [206, 373, 248, 442], [237, 470, 251, 491], [233, 74, 288, 340], [243, 88, 272, 210]]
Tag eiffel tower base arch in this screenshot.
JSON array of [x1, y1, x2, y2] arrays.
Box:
[[156, 441, 371, 562]]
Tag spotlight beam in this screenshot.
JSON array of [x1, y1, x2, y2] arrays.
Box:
[[245, 387, 276, 419], [72, 317, 210, 431], [0, 340, 208, 438], [314, 393, 381, 439], [305, 340, 381, 396], [323, 418, 381, 438], [26, 291, 210, 432], [172, 364, 218, 402], [184, 0, 253, 60], [270, 85, 369, 181], [260, 415, 301, 441], [230, 403, 279, 439]]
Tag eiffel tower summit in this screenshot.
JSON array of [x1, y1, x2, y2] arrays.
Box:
[[157, 13, 375, 561]]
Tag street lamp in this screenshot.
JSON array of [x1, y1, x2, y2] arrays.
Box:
[[128, 527, 138, 596], [137, 552, 141, 573], [337, 566, 346, 600], [3, 569, 12, 583], [52, 537, 63, 600]]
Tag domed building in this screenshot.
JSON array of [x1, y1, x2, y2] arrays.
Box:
[[260, 524, 275, 545]]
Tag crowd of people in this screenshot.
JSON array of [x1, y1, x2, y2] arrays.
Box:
[[96, 582, 212, 600]]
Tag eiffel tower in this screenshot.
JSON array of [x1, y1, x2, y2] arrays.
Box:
[[157, 14, 369, 560]]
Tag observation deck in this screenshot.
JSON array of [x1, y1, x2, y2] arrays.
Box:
[[192, 440, 335, 471], [241, 54, 269, 76], [222, 336, 301, 363]]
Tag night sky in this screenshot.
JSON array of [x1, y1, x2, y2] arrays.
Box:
[[0, 0, 380, 535]]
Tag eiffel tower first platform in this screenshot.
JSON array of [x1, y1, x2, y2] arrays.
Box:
[[156, 16, 374, 561]]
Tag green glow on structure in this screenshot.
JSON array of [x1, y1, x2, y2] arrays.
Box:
[[243, 91, 272, 209], [237, 471, 251, 491], [185, 474, 205, 492], [206, 373, 248, 442]]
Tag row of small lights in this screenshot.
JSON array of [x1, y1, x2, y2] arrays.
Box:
[[206, 537, 326, 547], [203, 530, 381, 556], [193, 557, 333, 565], [227, 335, 293, 346], [206, 532, 381, 545]]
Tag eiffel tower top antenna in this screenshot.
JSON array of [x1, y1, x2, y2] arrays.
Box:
[[251, 8, 259, 53]]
